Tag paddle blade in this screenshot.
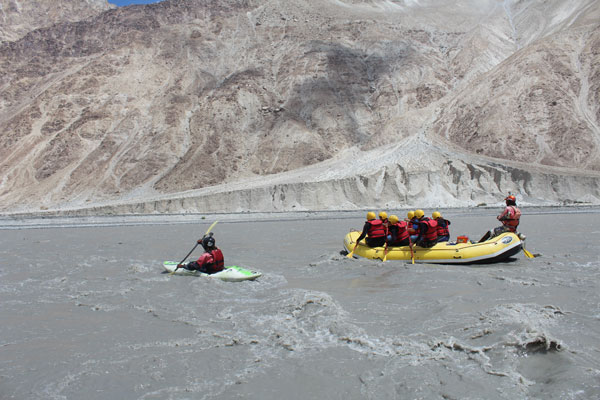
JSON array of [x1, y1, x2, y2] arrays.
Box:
[[523, 248, 535, 258], [347, 243, 358, 258], [205, 220, 219, 235], [382, 244, 389, 262]]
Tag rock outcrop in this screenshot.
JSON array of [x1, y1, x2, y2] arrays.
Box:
[[1, 0, 599, 214]]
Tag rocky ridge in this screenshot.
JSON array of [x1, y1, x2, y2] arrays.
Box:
[[1, 0, 599, 215], [0, 0, 114, 42]]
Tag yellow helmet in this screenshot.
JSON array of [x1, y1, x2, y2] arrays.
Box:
[[415, 209, 425, 219], [432, 211, 441, 219], [407, 211, 415, 219], [379, 211, 388, 220], [389, 215, 399, 224], [366, 211, 376, 221]]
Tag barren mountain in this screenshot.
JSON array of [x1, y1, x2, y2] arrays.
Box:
[[1, 0, 599, 214], [0, 0, 114, 42]]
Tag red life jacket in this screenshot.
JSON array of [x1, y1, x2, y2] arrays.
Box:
[[390, 221, 410, 244], [379, 218, 389, 235], [436, 218, 450, 237], [197, 248, 224, 273], [367, 219, 386, 238], [421, 218, 438, 241], [501, 206, 521, 231]]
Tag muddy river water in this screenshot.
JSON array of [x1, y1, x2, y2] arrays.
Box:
[[1, 208, 599, 399]]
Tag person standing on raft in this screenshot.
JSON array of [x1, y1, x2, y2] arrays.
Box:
[[478, 195, 522, 242], [184, 233, 225, 274], [356, 212, 387, 247]]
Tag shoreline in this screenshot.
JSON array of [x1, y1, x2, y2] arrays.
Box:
[[1, 204, 599, 230]]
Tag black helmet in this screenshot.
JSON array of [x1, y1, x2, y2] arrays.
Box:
[[202, 233, 215, 249]]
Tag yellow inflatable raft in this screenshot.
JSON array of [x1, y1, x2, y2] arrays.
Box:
[[343, 231, 523, 264]]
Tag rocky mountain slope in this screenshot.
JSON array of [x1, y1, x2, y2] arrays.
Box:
[[1, 0, 599, 214], [0, 0, 114, 42]]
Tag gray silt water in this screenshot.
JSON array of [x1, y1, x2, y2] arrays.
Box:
[[1, 208, 599, 399]]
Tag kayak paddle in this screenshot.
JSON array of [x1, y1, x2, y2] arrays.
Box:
[[170, 242, 199, 275], [170, 220, 219, 275], [204, 220, 219, 236]]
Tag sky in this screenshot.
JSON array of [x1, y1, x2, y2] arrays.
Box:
[[108, 0, 164, 7]]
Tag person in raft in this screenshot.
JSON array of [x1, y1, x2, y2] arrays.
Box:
[[478, 195, 522, 242], [414, 209, 438, 248], [432, 211, 451, 242], [406, 210, 419, 243], [378, 211, 389, 230], [386, 214, 411, 247], [184, 233, 225, 274], [356, 211, 386, 247]]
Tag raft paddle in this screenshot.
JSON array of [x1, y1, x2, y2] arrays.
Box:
[[347, 241, 359, 259], [409, 237, 415, 264], [522, 244, 535, 258], [382, 242, 389, 262], [518, 232, 535, 258], [170, 221, 219, 275]]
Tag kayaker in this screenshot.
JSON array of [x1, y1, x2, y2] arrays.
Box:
[[478, 195, 522, 242], [386, 215, 411, 246], [414, 209, 438, 248], [356, 211, 386, 247], [184, 233, 224, 274], [432, 211, 451, 242]]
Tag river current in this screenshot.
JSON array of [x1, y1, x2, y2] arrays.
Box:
[[1, 208, 599, 399]]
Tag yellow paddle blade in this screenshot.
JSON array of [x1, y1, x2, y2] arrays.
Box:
[[381, 243, 389, 262], [205, 220, 219, 235], [347, 242, 358, 258], [517, 233, 535, 258], [523, 248, 535, 258]]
